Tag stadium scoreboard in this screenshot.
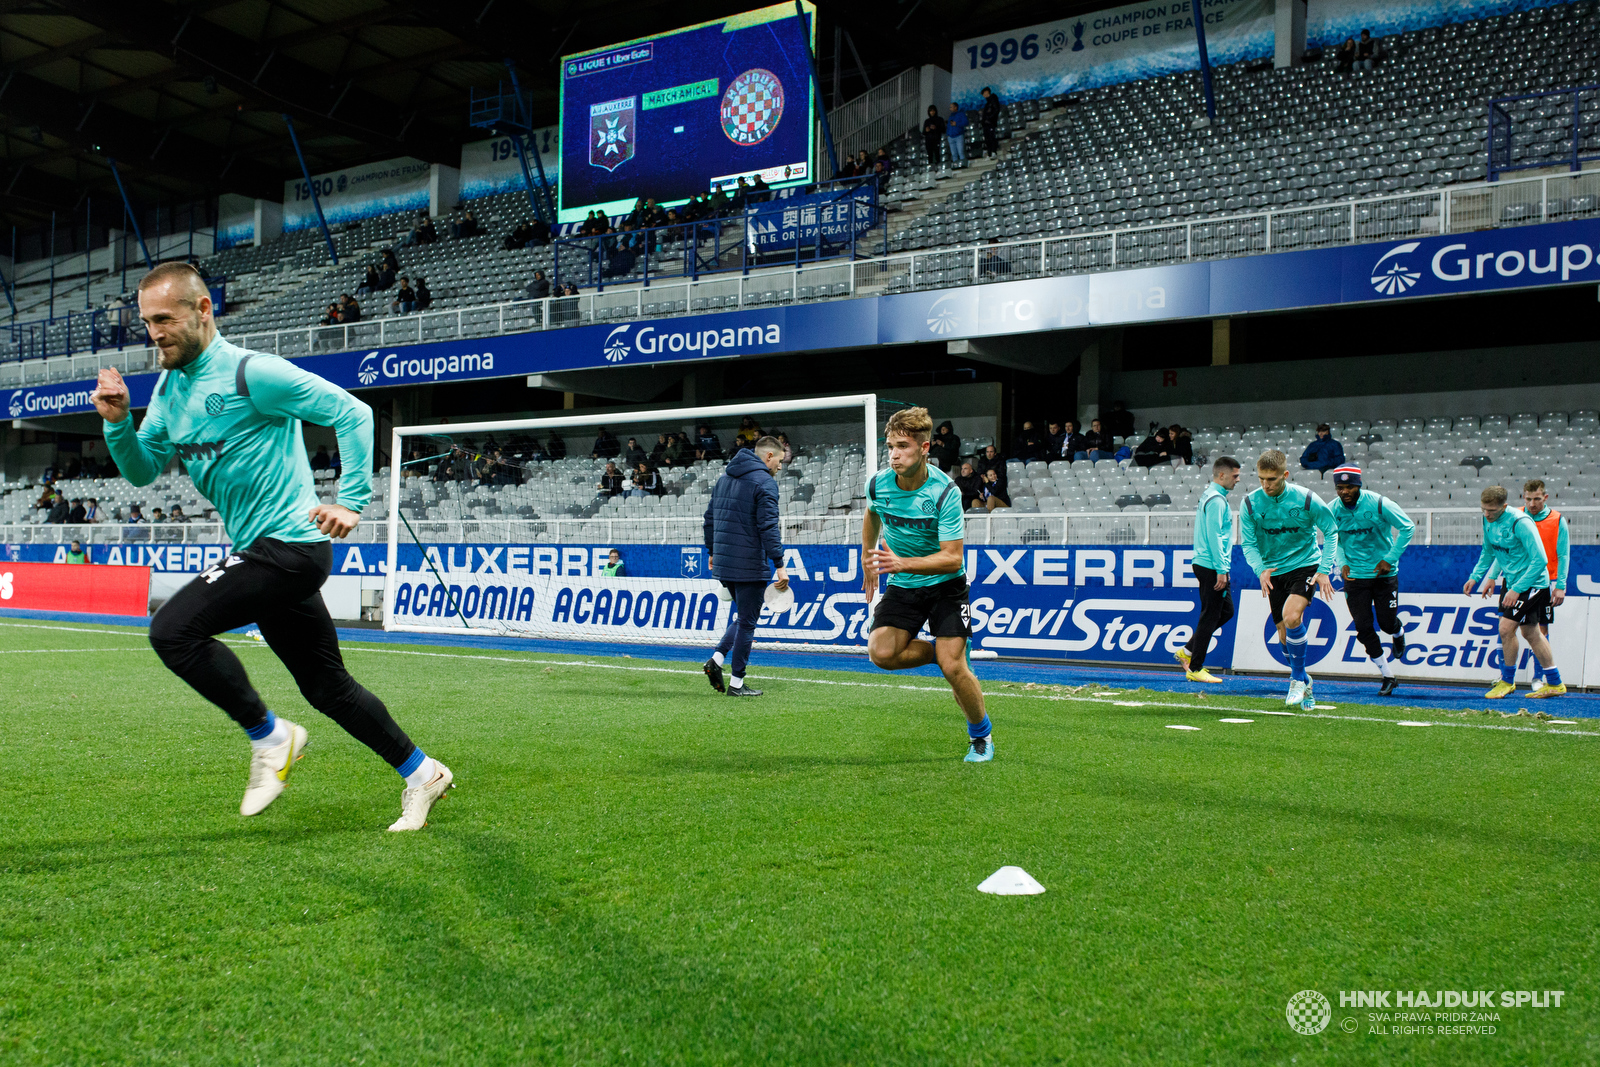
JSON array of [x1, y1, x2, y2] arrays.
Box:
[[558, 2, 816, 223]]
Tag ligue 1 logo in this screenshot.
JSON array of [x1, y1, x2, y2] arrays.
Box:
[[721, 69, 784, 146], [603, 325, 631, 363], [1370, 241, 1422, 295]]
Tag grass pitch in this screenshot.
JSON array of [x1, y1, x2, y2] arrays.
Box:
[[1, 618, 1595, 1066]]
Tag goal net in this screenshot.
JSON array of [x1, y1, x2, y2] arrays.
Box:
[[384, 394, 882, 652]]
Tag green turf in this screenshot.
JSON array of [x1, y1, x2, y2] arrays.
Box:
[[1, 618, 1595, 1065]]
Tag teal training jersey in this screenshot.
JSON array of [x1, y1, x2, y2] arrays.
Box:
[[865, 464, 965, 588], [1239, 482, 1338, 576], [104, 333, 374, 552], [1190, 481, 1233, 572], [1469, 506, 1550, 594], [1333, 489, 1415, 578]]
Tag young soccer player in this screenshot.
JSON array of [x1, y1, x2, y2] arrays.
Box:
[[861, 407, 991, 762], [1463, 485, 1564, 698], [1239, 450, 1338, 711], [1175, 455, 1240, 683], [1330, 465, 1414, 696], [1521, 479, 1568, 692], [91, 263, 453, 829]]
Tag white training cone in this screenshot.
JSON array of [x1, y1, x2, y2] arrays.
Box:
[[763, 582, 795, 612], [978, 866, 1046, 896]]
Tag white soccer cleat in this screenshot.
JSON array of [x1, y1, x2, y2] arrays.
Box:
[[1531, 679, 1547, 693], [388, 760, 455, 831], [1285, 679, 1306, 707], [241, 719, 309, 816]]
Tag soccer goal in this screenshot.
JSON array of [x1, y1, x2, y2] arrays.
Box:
[[383, 393, 882, 652]]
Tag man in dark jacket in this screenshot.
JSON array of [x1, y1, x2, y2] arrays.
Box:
[[702, 436, 788, 697], [1012, 420, 1045, 461], [979, 87, 1001, 157], [1135, 428, 1173, 467], [1300, 424, 1345, 472]]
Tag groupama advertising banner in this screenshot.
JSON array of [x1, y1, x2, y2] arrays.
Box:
[[11, 541, 1598, 685]]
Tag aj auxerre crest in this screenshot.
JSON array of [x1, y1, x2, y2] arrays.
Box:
[[720, 69, 784, 146], [589, 97, 636, 172]]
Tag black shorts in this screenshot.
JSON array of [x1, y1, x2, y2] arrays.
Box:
[[1344, 574, 1401, 634], [1502, 586, 1554, 626], [1268, 565, 1321, 624], [871, 577, 972, 640]]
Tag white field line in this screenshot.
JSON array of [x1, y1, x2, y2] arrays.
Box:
[[334, 645, 1600, 740]]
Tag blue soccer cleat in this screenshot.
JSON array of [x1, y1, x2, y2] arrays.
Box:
[[964, 734, 995, 763]]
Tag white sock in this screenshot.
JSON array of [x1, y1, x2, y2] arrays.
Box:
[[250, 718, 290, 750], [711, 651, 725, 666], [730, 675, 744, 689], [1373, 656, 1393, 679], [404, 756, 438, 789]]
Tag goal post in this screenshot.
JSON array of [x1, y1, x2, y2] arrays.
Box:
[[383, 393, 881, 651]]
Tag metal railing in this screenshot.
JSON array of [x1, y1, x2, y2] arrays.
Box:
[[827, 68, 923, 175], [5, 168, 1596, 386], [10, 507, 1600, 549], [1489, 84, 1600, 181]]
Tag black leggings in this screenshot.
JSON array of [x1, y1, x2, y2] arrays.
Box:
[[1186, 565, 1235, 672], [1345, 575, 1404, 659], [148, 538, 416, 768]]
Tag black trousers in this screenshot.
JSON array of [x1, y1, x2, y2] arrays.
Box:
[[982, 122, 999, 155], [713, 580, 764, 679], [1186, 565, 1234, 672], [1345, 574, 1403, 659], [148, 538, 416, 768]]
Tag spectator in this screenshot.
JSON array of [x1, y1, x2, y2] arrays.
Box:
[[376, 252, 398, 291], [125, 505, 145, 524], [946, 102, 969, 168], [311, 446, 331, 471], [979, 237, 1011, 277], [632, 462, 661, 498], [1300, 424, 1346, 472], [398, 210, 429, 247], [67, 498, 87, 523], [955, 461, 984, 510], [624, 437, 648, 468], [1082, 418, 1112, 461], [358, 264, 382, 296], [391, 277, 417, 315], [1168, 424, 1194, 465], [412, 277, 432, 312], [66, 539, 89, 564], [922, 105, 947, 168], [452, 210, 482, 239], [695, 425, 723, 462], [528, 217, 551, 246], [980, 86, 1001, 157], [874, 147, 896, 192], [1333, 36, 1357, 73], [416, 217, 437, 245], [150, 507, 166, 524], [980, 467, 1010, 510], [1354, 29, 1381, 71], [1043, 421, 1066, 461], [735, 416, 763, 449], [1135, 427, 1173, 467], [84, 497, 100, 522], [597, 462, 624, 497], [749, 175, 770, 201], [929, 421, 961, 471], [169, 505, 189, 523], [591, 427, 619, 459], [649, 433, 669, 464], [776, 432, 794, 466], [319, 302, 342, 326], [853, 149, 871, 176], [47, 492, 69, 524], [661, 432, 687, 467], [1059, 420, 1088, 462], [1105, 401, 1136, 439], [1012, 420, 1045, 461], [505, 221, 534, 250], [339, 294, 361, 323], [600, 548, 625, 577], [976, 444, 1004, 480], [526, 270, 550, 300]]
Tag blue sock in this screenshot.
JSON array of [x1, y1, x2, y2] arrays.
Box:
[[1546, 666, 1562, 686], [1285, 623, 1309, 683], [1500, 660, 1516, 684], [245, 711, 277, 741], [967, 714, 991, 740], [397, 747, 428, 779]]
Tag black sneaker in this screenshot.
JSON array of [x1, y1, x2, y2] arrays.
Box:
[[1378, 677, 1399, 697], [727, 684, 763, 697], [703, 658, 725, 693]]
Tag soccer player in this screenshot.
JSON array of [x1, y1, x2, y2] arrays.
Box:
[[90, 262, 453, 829], [1522, 479, 1569, 693], [1330, 465, 1414, 696], [1239, 450, 1338, 711], [861, 407, 991, 762], [1464, 485, 1564, 698], [1175, 455, 1240, 683]]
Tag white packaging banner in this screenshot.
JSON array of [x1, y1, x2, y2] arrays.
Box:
[[1233, 589, 1590, 687], [460, 127, 560, 202], [283, 155, 431, 232], [950, 0, 1273, 107]]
